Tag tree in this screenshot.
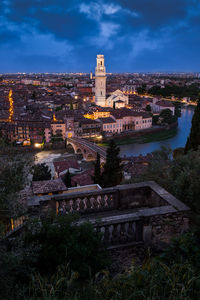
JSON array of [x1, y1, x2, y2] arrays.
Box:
[[132, 147, 200, 216], [31, 91, 37, 100], [159, 109, 177, 125], [101, 140, 122, 187], [185, 100, 200, 153], [0, 154, 31, 234], [93, 152, 101, 184], [136, 84, 146, 95], [174, 102, 182, 117], [24, 215, 109, 277], [63, 170, 72, 187], [173, 147, 184, 159], [145, 104, 151, 112], [32, 163, 51, 181]]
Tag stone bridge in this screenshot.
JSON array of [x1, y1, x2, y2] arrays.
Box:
[[66, 137, 106, 162]]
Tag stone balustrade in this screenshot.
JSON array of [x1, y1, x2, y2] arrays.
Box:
[[12, 181, 190, 248]]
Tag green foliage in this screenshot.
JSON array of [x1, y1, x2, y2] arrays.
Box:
[[152, 114, 159, 125], [136, 84, 147, 95], [160, 231, 200, 268], [31, 91, 37, 100], [159, 108, 177, 125], [174, 102, 182, 117], [93, 152, 101, 185], [26, 237, 200, 299], [51, 133, 64, 143], [101, 140, 122, 187], [185, 100, 200, 153], [145, 104, 151, 112], [24, 215, 109, 278], [173, 147, 184, 158], [32, 163, 51, 181], [0, 154, 30, 219], [0, 242, 40, 299], [132, 147, 200, 215], [55, 106, 62, 111], [148, 84, 200, 101], [63, 170, 72, 187]]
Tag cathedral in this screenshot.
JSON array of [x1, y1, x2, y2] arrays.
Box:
[[95, 54, 128, 108]]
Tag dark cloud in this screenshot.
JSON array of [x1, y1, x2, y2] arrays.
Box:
[[0, 0, 199, 72]]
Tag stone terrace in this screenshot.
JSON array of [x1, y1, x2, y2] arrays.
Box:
[[28, 181, 190, 248]]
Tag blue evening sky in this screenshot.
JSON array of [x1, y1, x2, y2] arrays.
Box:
[[0, 0, 200, 73]]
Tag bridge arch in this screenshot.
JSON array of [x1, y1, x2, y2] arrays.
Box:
[[87, 153, 95, 161], [67, 138, 106, 162], [66, 143, 75, 153], [76, 148, 82, 154]]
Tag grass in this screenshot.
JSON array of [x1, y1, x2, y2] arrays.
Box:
[[98, 128, 178, 147]]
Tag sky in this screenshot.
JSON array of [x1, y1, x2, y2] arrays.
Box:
[[0, 0, 200, 73]]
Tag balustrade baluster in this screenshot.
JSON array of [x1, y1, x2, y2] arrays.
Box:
[[111, 224, 120, 245], [93, 196, 99, 209], [99, 195, 105, 207], [79, 198, 85, 211], [100, 226, 105, 241], [104, 225, 110, 244], [72, 199, 79, 211], [85, 197, 92, 210]]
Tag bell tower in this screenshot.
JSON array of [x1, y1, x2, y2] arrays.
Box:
[[95, 54, 106, 107]]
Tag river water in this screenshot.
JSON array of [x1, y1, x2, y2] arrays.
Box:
[[35, 107, 194, 168], [119, 107, 194, 157]]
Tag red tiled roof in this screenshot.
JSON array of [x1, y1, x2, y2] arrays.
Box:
[[53, 160, 80, 176], [71, 169, 94, 186], [32, 178, 67, 194]]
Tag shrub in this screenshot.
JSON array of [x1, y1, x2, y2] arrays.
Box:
[[24, 215, 110, 278]]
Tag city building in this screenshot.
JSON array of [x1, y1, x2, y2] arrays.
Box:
[[106, 89, 129, 108]]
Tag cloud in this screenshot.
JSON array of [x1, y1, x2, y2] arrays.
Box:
[[0, 0, 200, 72], [79, 2, 120, 21], [79, 1, 138, 21]]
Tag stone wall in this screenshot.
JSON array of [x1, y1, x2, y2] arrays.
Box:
[[143, 211, 189, 246]]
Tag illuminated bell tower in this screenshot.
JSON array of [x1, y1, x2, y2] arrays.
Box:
[[95, 54, 106, 107]]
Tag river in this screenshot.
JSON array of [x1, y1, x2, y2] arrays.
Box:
[[119, 107, 194, 157], [35, 107, 194, 167]]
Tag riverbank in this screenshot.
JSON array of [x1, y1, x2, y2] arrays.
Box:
[[98, 127, 178, 147], [98, 122, 178, 147]]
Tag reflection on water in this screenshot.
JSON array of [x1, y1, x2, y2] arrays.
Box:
[[120, 108, 194, 157]]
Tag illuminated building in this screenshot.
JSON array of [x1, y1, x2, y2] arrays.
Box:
[[84, 110, 110, 120], [95, 55, 106, 107]]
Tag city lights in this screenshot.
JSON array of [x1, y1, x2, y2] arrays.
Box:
[[8, 89, 14, 122]]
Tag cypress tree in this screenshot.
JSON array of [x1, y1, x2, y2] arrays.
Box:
[[93, 152, 101, 185], [63, 170, 72, 187], [101, 139, 122, 187], [185, 100, 200, 153]]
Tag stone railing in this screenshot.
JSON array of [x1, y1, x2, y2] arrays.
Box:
[[33, 182, 168, 217], [26, 181, 191, 248], [95, 217, 143, 247], [55, 189, 117, 215]]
